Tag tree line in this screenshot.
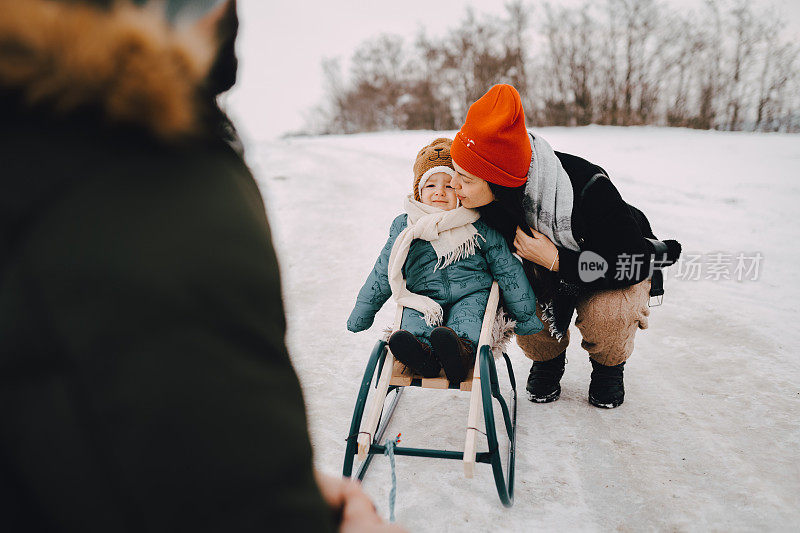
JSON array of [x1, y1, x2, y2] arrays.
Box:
[[306, 0, 799, 134]]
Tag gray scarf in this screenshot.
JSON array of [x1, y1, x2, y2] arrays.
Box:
[[522, 133, 580, 252], [522, 132, 580, 340]]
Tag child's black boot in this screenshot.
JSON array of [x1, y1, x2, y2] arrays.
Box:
[[388, 330, 441, 378], [429, 326, 474, 384]]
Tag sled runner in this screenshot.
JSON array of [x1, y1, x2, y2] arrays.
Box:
[[343, 281, 517, 507]]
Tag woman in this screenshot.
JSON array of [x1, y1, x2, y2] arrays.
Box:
[[449, 84, 681, 408]]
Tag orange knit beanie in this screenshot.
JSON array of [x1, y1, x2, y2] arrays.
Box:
[[451, 84, 531, 187]]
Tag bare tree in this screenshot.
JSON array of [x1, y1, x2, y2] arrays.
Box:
[[403, 32, 456, 130], [753, 12, 799, 131], [564, 5, 597, 125], [722, 1, 761, 130], [662, 11, 702, 127], [504, 1, 532, 102], [597, 0, 622, 125], [318, 57, 347, 133], [610, 0, 661, 125]]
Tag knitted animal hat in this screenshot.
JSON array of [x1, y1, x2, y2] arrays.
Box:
[[451, 84, 531, 187], [412, 137, 456, 201]]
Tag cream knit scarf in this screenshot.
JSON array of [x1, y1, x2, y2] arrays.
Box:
[[388, 196, 483, 326]]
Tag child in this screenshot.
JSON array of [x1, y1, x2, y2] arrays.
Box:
[[347, 138, 542, 384]]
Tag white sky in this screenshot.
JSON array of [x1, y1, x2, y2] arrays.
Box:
[[223, 0, 800, 143]]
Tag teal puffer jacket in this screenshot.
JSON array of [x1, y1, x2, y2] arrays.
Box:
[[347, 214, 543, 348]]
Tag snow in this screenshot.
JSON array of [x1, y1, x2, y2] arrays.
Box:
[[245, 127, 800, 531]]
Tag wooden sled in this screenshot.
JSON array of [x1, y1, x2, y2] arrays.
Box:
[[342, 281, 517, 507]]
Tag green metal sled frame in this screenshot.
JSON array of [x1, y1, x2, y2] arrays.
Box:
[[343, 339, 517, 507]]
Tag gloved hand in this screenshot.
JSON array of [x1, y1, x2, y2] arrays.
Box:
[[515, 316, 545, 336], [347, 313, 374, 333], [664, 239, 682, 264]]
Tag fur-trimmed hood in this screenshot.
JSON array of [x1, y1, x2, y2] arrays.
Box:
[[0, 0, 237, 139]]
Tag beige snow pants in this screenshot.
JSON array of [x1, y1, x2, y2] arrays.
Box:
[[517, 279, 652, 366]]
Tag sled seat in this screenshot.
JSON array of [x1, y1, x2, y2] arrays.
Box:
[[389, 359, 475, 391]]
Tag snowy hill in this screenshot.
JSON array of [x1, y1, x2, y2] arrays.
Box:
[[246, 127, 800, 531]]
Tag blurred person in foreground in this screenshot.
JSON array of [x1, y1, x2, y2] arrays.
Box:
[[0, 0, 402, 531]]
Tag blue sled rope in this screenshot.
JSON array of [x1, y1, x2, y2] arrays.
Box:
[[383, 433, 401, 522]]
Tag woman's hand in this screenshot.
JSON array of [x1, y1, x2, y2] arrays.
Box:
[[514, 226, 559, 271]]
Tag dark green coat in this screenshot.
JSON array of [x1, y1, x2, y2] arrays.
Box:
[[0, 116, 333, 533], [0, 2, 332, 531]]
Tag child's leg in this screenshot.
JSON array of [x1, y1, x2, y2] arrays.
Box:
[[431, 290, 489, 383], [399, 307, 434, 347], [443, 290, 489, 352]]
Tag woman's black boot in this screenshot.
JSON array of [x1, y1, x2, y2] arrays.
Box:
[[388, 330, 441, 378], [588, 358, 625, 408], [526, 351, 566, 403]]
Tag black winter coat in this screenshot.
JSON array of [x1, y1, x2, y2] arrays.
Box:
[[526, 150, 673, 336], [554, 150, 658, 288]]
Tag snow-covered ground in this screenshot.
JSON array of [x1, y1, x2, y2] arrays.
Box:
[[246, 127, 800, 531]]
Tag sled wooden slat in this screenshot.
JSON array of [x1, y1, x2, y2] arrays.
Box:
[[463, 281, 500, 478], [419, 376, 449, 389], [389, 360, 476, 391], [459, 366, 474, 392], [389, 359, 413, 387], [357, 305, 404, 460]]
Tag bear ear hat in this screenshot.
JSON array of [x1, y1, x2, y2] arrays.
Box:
[[412, 138, 455, 201]]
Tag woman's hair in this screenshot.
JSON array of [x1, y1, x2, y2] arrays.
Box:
[[477, 182, 529, 249], [478, 181, 554, 300]]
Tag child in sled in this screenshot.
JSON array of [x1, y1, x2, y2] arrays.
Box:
[[347, 138, 543, 384]]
